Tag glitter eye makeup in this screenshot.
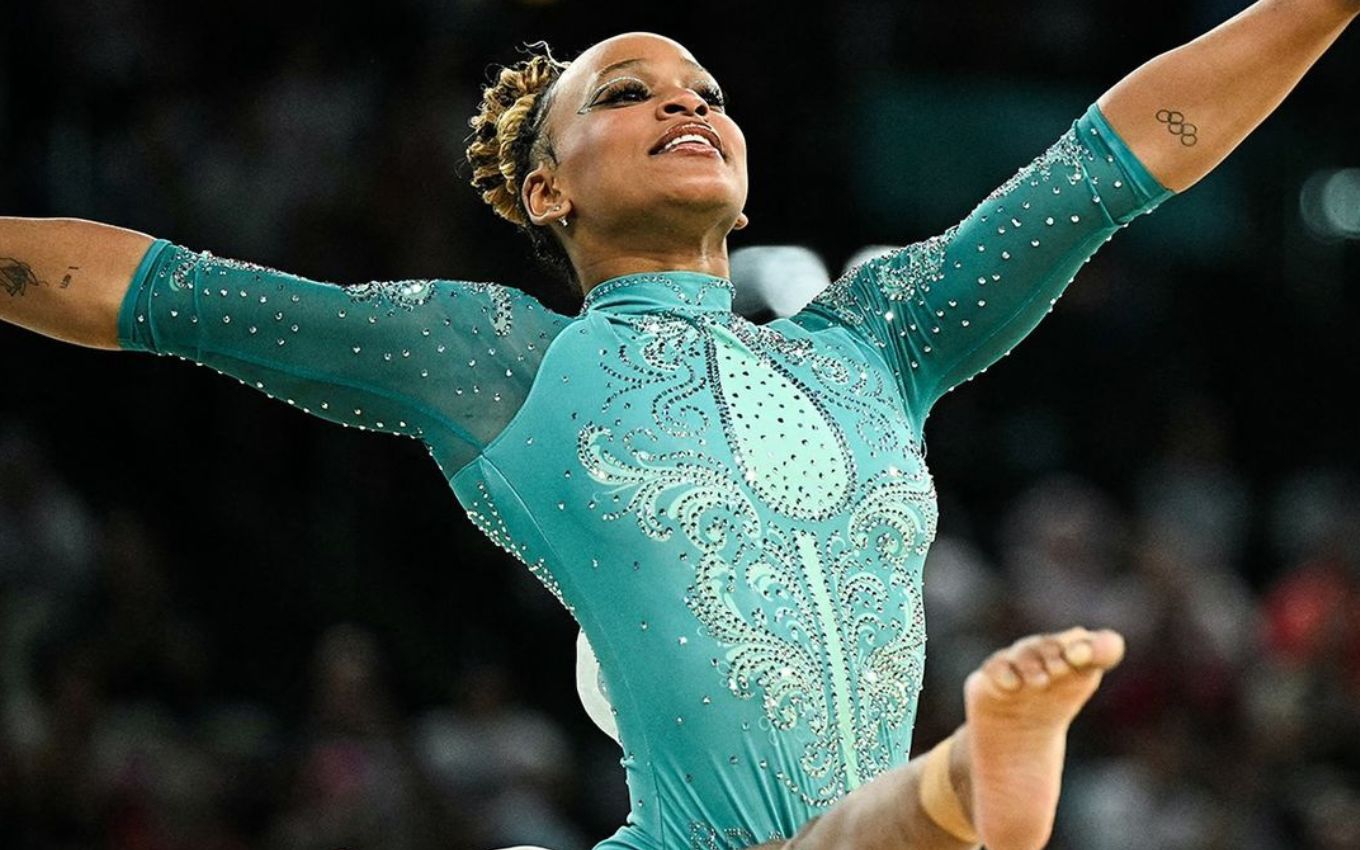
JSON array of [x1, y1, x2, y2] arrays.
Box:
[[583, 69, 727, 112], [593, 78, 728, 109]]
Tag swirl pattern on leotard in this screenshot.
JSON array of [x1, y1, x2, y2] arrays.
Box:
[[577, 309, 937, 806]]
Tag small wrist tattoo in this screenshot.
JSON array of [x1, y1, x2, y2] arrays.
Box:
[[1156, 109, 1199, 147]]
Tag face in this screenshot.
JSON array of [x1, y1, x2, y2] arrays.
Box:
[[521, 32, 749, 240]]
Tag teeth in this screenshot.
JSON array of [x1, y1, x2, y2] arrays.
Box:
[[661, 133, 714, 152]]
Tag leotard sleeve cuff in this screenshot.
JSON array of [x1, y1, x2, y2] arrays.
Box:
[[117, 237, 174, 353], [1080, 102, 1175, 222]]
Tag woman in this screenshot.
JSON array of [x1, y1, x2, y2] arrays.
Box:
[[2, 1, 1355, 847]]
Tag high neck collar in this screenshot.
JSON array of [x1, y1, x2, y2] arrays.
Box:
[[579, 270, 734, 316]]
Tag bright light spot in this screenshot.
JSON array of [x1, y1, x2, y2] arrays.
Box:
[[1300, 168, 1360, 241]]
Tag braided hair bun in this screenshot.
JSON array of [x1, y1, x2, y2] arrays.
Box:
[[465, 41, 576, 287]]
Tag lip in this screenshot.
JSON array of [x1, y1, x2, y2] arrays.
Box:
[[650, 122, 724, 158], [656, 143, 722, 158]]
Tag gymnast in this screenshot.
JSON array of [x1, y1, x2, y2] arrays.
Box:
[[2, 1, 1355, 846]]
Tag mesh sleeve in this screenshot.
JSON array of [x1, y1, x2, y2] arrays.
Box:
[[118, 239, 570, 474], [791, 102, 1173, 439]]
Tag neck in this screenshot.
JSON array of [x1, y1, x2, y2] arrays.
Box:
[[576, 251, 733, 294], [565, 210, 742, 294]]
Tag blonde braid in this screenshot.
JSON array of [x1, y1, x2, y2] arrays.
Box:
[[466, 43, 571, 228]]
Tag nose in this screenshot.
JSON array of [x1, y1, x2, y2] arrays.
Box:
[[657, 86, 710, 117]]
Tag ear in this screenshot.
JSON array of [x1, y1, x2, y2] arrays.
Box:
[[733, 211, 750, 231], [523, 163, 569, 227]]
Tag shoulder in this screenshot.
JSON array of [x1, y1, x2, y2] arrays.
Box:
[[344, 277, 573, 336]]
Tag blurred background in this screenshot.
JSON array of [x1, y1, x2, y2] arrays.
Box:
[[2, 0, 1359, 847]]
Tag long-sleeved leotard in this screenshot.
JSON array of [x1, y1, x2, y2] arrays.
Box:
[[118, 102, 1172, 850]]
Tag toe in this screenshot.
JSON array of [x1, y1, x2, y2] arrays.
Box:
[[1090, 629, 1126, 670], [1056, 626, 1091, 642], [1011, 644, 1051, 689], [1039, 638, 1072, 679], [982, 652, 1023, 693], [1060, 629, 1125, 670], [1063, 639, 1094, 668]]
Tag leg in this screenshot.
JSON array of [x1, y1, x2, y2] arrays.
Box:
[[770, 627, 1125, 850], [774, 743, 978, 850]]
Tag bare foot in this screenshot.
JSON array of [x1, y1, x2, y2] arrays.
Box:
[[962, 627, 1126, 850]]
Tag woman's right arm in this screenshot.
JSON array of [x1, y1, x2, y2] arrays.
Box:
[[4, 222, 573, 476], [1, 217, 155, 350]]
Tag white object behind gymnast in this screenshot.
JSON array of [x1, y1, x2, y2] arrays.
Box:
[[575, 627, 621, 743]]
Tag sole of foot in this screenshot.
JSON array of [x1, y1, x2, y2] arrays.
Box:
[[963, 627, 1126, 850]]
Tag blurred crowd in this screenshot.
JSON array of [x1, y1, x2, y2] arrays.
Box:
[[3, 0, 1358, 848], [0, 419, 600, 849]]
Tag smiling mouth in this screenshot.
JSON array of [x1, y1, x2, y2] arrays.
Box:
[[654, 142, 723, 157], [650, 124, 725, 158]]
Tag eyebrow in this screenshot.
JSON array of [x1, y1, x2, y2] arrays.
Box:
[[589, 56, 714, 88]]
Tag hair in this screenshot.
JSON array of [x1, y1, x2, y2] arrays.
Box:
[[465, 40, 578, 292]]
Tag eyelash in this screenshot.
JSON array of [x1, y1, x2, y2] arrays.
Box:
[[599, 79, 727, 109]]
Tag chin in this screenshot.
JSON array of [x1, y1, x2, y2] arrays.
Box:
[[650, 177, 742, 208]]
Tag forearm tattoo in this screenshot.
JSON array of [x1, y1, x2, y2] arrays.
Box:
[[1, 257, 77, 296], [1156, 109, 1199, 146]]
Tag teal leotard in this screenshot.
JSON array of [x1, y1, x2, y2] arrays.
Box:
[[118, 102, 1172, 849]]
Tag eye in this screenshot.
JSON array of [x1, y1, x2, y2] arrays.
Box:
[[697, 83, 728, 109], [599, 79, 727, 109], [600, 80, 649, 104]]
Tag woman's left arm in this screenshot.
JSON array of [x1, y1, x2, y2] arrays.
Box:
[[1098, 0, 1357, 193], [793, 0, 1353, 437]]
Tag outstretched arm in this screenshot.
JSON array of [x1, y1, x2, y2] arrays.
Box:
[[1098, 0, 1358, 193], [794, 0, 1354, 434], [2, 220, 571, 476], [792, 103, 1173, 437], [1, 217, 154, 350]]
